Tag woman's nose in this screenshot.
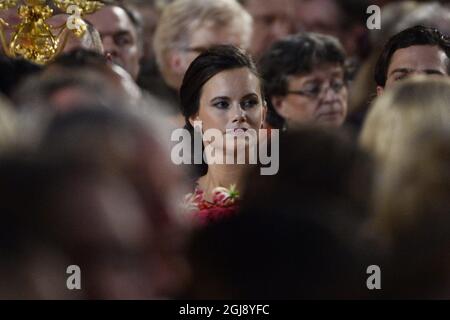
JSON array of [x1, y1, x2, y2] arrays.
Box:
[[232, 104, 246, 122]]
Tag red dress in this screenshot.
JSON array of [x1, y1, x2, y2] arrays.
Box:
[[183, 185, 240, 224]]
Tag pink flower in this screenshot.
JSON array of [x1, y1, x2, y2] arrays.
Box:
[[183, 184, 240, 224]]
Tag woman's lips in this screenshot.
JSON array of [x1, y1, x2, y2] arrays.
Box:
[[234, 128, 250, 137], [234, 128, 248, 133], [224, 127, 249, 136]]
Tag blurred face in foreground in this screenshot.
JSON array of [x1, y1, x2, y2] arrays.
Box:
[[41, 131, 188, 299]]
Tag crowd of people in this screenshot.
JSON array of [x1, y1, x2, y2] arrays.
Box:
[[0, 0, 449, 299]]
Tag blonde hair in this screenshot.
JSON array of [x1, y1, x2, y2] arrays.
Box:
[[153, 0, 252, 76], [361, 77, 450, 245], [373, 125, 450, 244], [360, 76, 450, 166]]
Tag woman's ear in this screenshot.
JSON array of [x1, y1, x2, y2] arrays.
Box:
[[188, 115, 200, 128], [376, 86, 384, 97]]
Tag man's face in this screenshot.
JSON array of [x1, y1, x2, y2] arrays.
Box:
[[170, 23, 247, 90], [379, 45, 449, 94], [244, 0, 296, 58], [87, 6, 142, 80], [294, 0, 342, 38]]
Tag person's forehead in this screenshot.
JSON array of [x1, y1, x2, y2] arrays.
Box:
[[298, 0, 341, 20], [190, 24, 245, 48], [202, 68, 260, 97], [88, 6, 135, 34], [388, 45, 448, 72], [245, 0, 293, 15]]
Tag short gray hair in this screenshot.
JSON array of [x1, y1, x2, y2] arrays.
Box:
[[153, 0, 252, 74]]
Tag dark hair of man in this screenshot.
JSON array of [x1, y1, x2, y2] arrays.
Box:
[[259, 33, 347, 129], [374, 25, 450, 87]]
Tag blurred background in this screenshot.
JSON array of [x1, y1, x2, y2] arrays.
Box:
[[0, 0, 449, 299]]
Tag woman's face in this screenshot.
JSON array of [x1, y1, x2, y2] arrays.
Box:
[[273, 64, 348, 128], [191, 67, 265, 151]]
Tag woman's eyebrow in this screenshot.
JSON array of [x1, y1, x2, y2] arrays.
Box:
[[241, 93, 258, 99], [210, 96, 229, 103]]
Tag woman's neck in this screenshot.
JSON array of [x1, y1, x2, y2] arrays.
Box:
[[198, 164, 249, 201]]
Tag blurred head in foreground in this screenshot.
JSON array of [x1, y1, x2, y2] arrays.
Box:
[[0, 107, 189, 299], [360, 76, 450, 167], [372, 125, 450, 299], [186, 127, 376, 299]]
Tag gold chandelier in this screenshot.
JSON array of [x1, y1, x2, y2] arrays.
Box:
[[0, 0, 103, 64]]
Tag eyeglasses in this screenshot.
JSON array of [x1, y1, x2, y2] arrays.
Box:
[[286, 79, 346, 99]]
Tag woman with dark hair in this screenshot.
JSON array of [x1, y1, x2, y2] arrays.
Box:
[[259, 32, 349, 130], [180, 45, 266, 223]]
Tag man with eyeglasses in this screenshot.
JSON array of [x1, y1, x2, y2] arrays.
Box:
[[260, 33, 348, 129]]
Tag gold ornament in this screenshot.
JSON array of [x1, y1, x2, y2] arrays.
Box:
[[0, 1, 18, 10], [0, 0, 103, 64]]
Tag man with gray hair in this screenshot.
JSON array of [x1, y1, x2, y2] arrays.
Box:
[[150, 0, 253, 125]]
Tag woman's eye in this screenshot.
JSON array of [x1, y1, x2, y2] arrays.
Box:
[[213, 101, 229, 109], [242, 99, 258, 109]]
